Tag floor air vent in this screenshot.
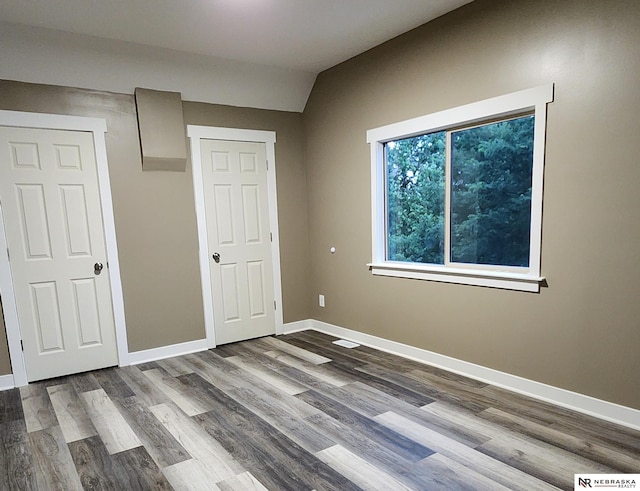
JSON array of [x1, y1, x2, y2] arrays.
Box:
[[333, 339, 360, 349]]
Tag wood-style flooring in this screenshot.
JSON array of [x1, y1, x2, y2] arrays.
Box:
[[0, 330, 638, 490]]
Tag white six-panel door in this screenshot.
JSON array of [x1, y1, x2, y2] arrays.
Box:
[[200, 139, 275, 345], [0, 126, 118, 381]]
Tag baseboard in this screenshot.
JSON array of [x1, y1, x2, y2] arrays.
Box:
[[281, 319, 314, 334], [283, 319, 640, 431], [0, 374, 15, 391], [128, 338, 209, 366]]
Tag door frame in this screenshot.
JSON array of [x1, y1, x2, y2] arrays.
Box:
[[0, 110, 129, 386], [187, 125, 284, 348]]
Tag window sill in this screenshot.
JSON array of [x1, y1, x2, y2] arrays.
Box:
[[368, 262, 544, 292]]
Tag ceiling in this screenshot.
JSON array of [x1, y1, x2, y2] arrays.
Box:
[[0, 0, 472, 74]]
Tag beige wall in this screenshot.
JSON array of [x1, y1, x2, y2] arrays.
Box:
[[181, 102, 310, 324], [0, 81, 309, 371], [303, 0, 640, 409]]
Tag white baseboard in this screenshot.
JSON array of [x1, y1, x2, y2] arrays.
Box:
[[283, 319, 640, 431], [127, 338, 209, 366], [0, 374, 15, 391], [280, 319, 313, 334]]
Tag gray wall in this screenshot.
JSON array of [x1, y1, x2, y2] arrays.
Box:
[[303, 0, 640, 409]]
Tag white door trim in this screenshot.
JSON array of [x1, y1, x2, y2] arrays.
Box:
[[187, 125, 284, 348], [0, 110, 129, 386]]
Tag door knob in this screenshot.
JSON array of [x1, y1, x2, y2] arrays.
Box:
[[94, 262, 104, 275], [212, 252, 221, 263]]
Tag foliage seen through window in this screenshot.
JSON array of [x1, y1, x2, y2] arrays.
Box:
[[385, 115, 535, 268]]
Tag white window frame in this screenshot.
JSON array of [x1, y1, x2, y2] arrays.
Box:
[[367, 84, 554, 292]]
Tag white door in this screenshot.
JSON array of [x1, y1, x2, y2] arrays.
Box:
[[0, 126, 118, 381], [201, 139, 275, 345]]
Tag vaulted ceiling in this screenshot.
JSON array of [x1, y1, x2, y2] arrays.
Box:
[[0, 0, 473, 111]]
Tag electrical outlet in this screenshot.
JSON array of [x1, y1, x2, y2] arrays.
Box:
[[319, 294, 325, 307]]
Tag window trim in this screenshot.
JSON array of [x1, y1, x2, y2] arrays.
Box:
[[367, 84, 554, 292]]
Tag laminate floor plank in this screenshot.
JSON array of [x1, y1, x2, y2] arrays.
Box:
[[331, 362, 436, 407], [315, 444, 411, 491], [422, 403, 615, 489], [339, 381, 489, 448], [282, 335, 414, 374], [256, 336, 333, 364], [192, 349, 242, 377], [374, 410, 560, 491], [92, 368, 136, 400], [482, 383, 640, 446], [209, 342, 246, 358], [304, 410, 434, 483], [47, 384, 98, 443], [225, 355, 308, 395], [2, 331, 638, 490], [216, 471, 269, 491], [408, 368, 555, 421], [276, 337, 369, 370], [263, 350, 353, 387], [133, 361, 162, 372], [115, 396, 190, 468], [478, 406, 640, 472], [156, 357, 195, 378], [19, 384, 58, 433], [407, 363, 490, 389], [67, 372, 102, 395], [149, 403, 244, 481], [293, 330, 429, 372], [144, 368, 213, 417], [178, 372, 333, 454], [0, 419, 37, 490], [161, 458, 222, 491], [28, 425, 83, 491], [413, 452, 514, 491], [297, 389, 434, 463], [407, 368, 503, 404], [359, 363, 483, 411], [189, 374, 362, 491], [110, 445, 173, 490], [180, 356, 322, 422], [319, 382, 393, 417], [226, 384, 335, 454], [80, 389, 141, 455], [198, 408, 360, 491], [0, 388, 24, 425], [228, 347, 338, 393], [478, 431, 618, 489], [68, 435, 120, 491], [116, 365, 173, 408]]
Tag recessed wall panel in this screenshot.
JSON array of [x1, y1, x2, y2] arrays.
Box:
[[72, 279, 102, 346], [220, 264, 240, 322], [30, 282, 64, 353], [16, 184, 52, 260], [247, 261, 266, 318], [214, 184, 235, 245], [60, 185, 92, 257], [241, 185, 261, 244]]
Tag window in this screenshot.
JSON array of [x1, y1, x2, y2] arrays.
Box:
[[367, 85, 554, 292]]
